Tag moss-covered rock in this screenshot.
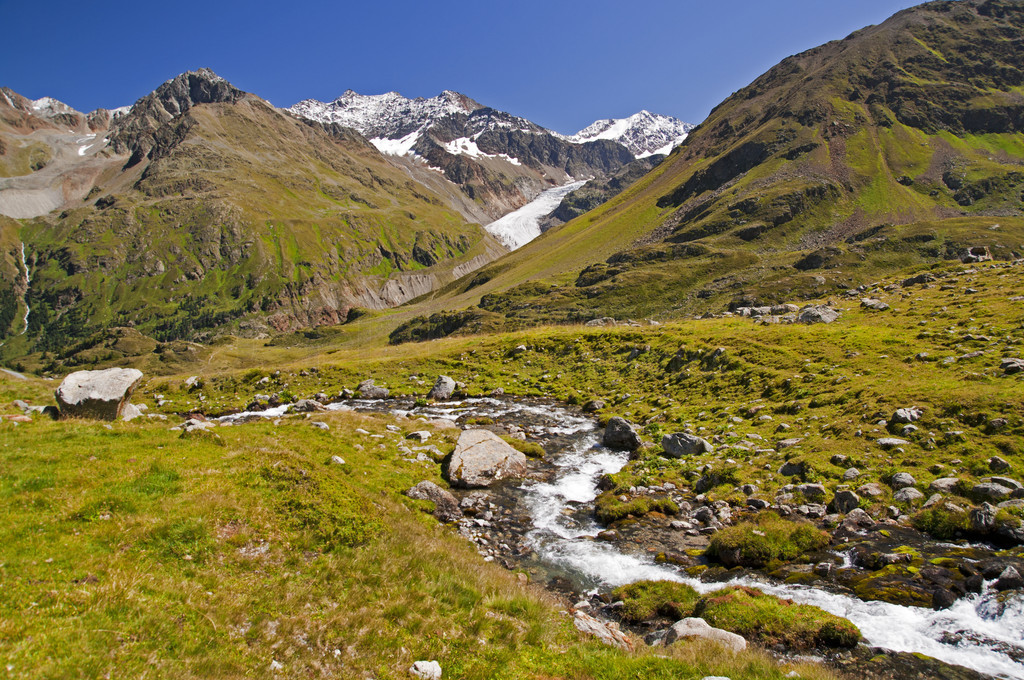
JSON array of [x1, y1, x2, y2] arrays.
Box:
[[706, 512, 830, 567], [611, 580, 700, 623], [694, 585, 861, 649]]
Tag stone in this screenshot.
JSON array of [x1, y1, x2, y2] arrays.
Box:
[[991, 476, 1023, 491], [582, 399, 606, 413], [747, 498, 770, 510], [694, 506, 715, 523], [426, 375, 456, 400], [844, 508, 874, 529], [995, 566, 1024, 591], [970, 503, 997, 533], [861, 297, 890, 311], [603, 417, 642, 451], [857, 482, 886, 498], [778, 460, 805, 476], [329, 455, 345, 465], [890, 472, 916, 489], [798, 483, 827, 501], [892, 407, 923, 424], [406, 481, 462, 522], [933, 589, 957, 610], [843, 467, 861, 481], [1001, 358, 1024, 374], [55, 368, 144, 420], [409, 660, 442, 680], [877, 437, 909, 449], [121, 403, 143, 422], [777, 438, 803, 450], [572, 611, 633, 650], [832, 490, 860, 514], [292, 399, 325, 412], [661, 432, 713, 457], [311, 421, 329, 431], [797, 305, 840, 324], [990, 456, 1012, 472], [929, 478, 960, 493], [664, 617, 746, 653], [356, 379, 389, 399], [973, 482, 1014, 501], [445, 430, 527, 488], [894, 487, 925, 504], [407, 431, 431, 442], [989, 418, 1009, 432]]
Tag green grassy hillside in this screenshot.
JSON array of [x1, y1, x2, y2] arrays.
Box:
[[388, 0, 1024, 338], [3, 84, 504, 354]]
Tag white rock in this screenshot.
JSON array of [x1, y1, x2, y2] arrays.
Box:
[[665, 617, 746, 652], [409, 660, 442, 680], [55, 368, 143, 420]]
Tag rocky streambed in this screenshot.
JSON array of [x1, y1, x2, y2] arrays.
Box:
[[221, 395, 1024, 679]]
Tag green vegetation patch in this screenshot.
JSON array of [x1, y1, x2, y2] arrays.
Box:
[[612, 579, 701, 623], [694, 586, 861, 649], [707, 513, 830, 568], [912, 504, 971, 540]]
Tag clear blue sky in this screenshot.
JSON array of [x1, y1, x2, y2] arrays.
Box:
[[3, 0, 922, 134]]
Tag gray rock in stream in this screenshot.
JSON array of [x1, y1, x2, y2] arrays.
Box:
[[356, 379, 388, 399], [602, 417, 641, 451], [444, 430, 527, 488], [426, 375, 456, 400]]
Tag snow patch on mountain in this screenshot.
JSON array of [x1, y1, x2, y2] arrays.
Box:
[[444, 137, 522, 165], [370, 129, 423, 156], [485, 180, 588, 249], [566, 110, 693, 158]]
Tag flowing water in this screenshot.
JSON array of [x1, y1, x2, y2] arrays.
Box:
[[19, 243, 30, 335], [220, 396, 1024, 678]]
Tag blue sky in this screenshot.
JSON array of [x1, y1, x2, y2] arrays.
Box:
[[4, 0, 921, 134]]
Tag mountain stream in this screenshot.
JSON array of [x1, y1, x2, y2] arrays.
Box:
[[221, 396, 1024, 678]]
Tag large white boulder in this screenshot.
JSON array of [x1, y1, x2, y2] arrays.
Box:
[[665, 617, 746, 653], [55, 368, 143, 420], [445, 429, 527, 488]]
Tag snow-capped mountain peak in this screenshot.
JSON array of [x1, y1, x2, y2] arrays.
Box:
[[289, 89, 483, 141], [566, 110, 693, 158], [29, 96, 80, 120]]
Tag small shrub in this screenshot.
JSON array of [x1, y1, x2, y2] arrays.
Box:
[[611, 580, 700, 623]]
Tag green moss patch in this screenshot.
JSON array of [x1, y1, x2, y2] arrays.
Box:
[[611, 580, 700, 623], [707, 512, 830, 568], [695, 586, 861, 649]]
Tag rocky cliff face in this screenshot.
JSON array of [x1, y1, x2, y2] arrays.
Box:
[[108, 68, 246, 165]]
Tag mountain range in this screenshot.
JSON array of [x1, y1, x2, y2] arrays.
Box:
[[3, 0, 1024, 361], [0, 70, 692, 353]]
